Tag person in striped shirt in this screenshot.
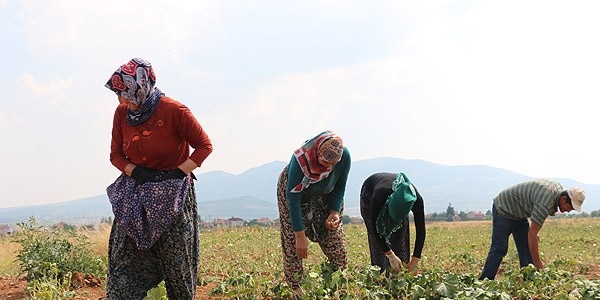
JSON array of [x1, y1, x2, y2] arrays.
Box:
[[479, 179, 585, 280]]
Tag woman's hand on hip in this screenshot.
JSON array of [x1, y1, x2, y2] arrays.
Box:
[[325, 211, 341, 230]]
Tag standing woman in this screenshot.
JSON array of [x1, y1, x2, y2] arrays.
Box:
[[360, 172, 426, 274], [104, 57, 213, 300], [277, 130, 351, 295]]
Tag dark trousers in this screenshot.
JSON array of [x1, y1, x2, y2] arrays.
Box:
[[479, 205, 533, 280], [359, 184, 410, 273], [106, 187, 199, 300]]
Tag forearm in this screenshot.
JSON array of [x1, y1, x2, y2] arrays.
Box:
[[528, 228, 543, 267], [294, 230, 306, 239], [110, 151, 133, 173], [181, 103, 213, 167], [177, 158, 199, 174], [528, 235, 541, 263], [327, 152, 351, 212], [124, 163, 136, 176], [412, 196, 426, 258], [189, 141, 213, 167], [124, 158, 199, 175], [407, 256, 420, 273], [327, 178, 346, 212]]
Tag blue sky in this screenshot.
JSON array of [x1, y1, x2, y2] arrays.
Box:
[[1, 0, 599, 208]]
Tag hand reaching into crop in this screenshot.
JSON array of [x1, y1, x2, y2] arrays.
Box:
[[294, 231, 310, 259], [407, 257, 420, 275], [325, 211, 341, 230], [385, 251, 403, 271]]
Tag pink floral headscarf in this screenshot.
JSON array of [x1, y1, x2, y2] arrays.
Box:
[[291, 130, 344, 193]]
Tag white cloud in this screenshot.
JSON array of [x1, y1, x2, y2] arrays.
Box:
[[17, 0, 221, 62], [16, 74, 72, 107], [2, 0, 600, 209], [202, 1, 600, 184]]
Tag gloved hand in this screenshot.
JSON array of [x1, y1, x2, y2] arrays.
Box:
[[164, 168, 187, 180], [386, 252, 403, 271], [130, 166, 156, 185]]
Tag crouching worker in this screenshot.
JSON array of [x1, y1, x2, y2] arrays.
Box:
[[360, 172, 426, 275], [479, 179, 585, 280], [276, 130, 351, 297]]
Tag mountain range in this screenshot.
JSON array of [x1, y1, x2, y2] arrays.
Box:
[[1, 157, 598, 225]]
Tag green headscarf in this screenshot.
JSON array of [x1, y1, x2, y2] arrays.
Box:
[[376, 173, 417, 244]]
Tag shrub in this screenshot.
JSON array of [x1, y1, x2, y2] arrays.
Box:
[[12, 217, 107, 295]]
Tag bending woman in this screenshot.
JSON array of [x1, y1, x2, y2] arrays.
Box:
[[276, 130, 351, 295], [360, 172, 425, 274]]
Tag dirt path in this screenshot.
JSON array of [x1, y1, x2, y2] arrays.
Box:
[[0, 277, 221, 300]]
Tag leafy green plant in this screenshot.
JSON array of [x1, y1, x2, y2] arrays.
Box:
[[24, 266, 76, 300], [201, 220, 600, 299], [210, 269, 278, 299], [12, 217, 107, 297], [5, 217, 598, 299], [145, 281, 168, 300]]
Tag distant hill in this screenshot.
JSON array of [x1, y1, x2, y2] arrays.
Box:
[[0, 194, 113, 226], [195, 157, 600, 216], [1, 157, 598, 225], [198, 196, 278, 221]]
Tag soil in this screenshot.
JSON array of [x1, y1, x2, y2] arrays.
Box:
[[2, 264, 600, 299], [0, 275, 222, 300]]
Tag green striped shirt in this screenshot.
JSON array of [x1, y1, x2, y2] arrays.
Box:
[[493, 179, 562, 227]]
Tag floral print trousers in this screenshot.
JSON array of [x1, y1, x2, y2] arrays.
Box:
[[106, 184, 199, 300]]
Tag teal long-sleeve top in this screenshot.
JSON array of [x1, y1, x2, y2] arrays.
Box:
[[285, 147, 351, 232]]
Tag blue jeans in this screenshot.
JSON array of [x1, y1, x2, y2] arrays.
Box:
[[479, 205, 533, 280]]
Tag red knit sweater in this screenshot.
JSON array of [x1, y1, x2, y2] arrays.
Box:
[[110, 96, 213, 172]]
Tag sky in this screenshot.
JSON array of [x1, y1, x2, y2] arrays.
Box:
[[1, 0, 599, 209]]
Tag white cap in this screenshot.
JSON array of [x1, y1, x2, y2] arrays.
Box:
[[567, 187, 586, 212]]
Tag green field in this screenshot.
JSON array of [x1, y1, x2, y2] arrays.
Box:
[[198, 217, 600, 299], [2, 217, 600, 299]]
